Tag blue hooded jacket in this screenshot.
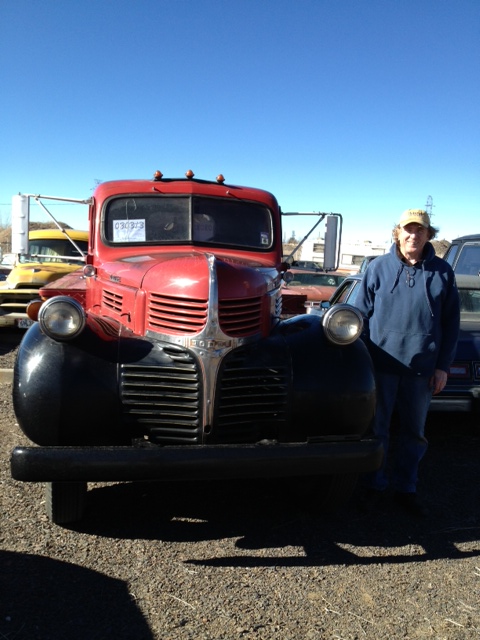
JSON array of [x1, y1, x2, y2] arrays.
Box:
[[355, 242, 460, 376]]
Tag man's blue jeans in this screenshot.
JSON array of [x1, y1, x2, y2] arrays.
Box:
[[365, 370, 432, 493]]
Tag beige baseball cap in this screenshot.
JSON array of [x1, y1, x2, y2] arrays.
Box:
[[399, 209, 430, 228]]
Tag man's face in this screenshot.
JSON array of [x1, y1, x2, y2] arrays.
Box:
[[398, 223, 429, 260]]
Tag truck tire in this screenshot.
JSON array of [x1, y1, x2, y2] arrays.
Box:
[[45, 481, 87, 524]]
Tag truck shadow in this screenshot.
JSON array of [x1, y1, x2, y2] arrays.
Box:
[[0, 550, 154, 640], [74, 420, 480, 567]]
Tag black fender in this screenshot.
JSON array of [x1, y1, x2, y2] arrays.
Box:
[[13, 323, 138, 446], [276, 314, 376, 439]]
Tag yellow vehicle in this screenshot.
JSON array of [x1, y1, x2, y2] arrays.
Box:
[[0, 228, 88, 328]]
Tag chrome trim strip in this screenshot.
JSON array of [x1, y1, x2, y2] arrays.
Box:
[[145, 254, 260, 440]]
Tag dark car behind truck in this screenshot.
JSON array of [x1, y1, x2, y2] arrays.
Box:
[[444, 234, 480, 276], [10, 171, 382, 524]]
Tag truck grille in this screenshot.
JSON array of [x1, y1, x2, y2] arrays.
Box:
[[219, 297, 262, 336], [120, 349, 202, 444], [120, 345, 289, 445], [103, 289, 123, 313], [148, 293, 208, 334], [0, 294, 33, 307], [147, 294, 262, 337], [213, 349, 288, 443]]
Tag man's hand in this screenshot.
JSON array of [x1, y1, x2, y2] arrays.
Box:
[[430, 369, 448, 395]]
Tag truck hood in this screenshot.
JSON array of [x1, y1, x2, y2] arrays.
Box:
[[95, 252, 279, 339], [2, 261, 84, 290], [99, 252, 277, 298]]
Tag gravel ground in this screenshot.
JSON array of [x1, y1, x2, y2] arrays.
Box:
[[1, 329, 479, 640]]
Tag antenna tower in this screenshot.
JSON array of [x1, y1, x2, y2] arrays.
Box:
[[425, 195, 433, 217]]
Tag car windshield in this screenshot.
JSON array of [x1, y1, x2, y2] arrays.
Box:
[[330, 279, 361, 305], [104, 196, 273, 250], [19, 239, 87, 264], [290, 273, 345, 286]]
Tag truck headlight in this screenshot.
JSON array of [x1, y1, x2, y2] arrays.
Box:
[[38, 296, 86, 340], [322, 304, 363, 345]]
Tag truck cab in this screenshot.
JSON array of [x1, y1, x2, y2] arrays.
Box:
[[11, 171, 382, 523]]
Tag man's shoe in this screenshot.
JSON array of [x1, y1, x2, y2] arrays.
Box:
[[393, 492, 427, 518]]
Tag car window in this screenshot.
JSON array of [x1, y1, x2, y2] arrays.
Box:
[[293, 261, 320, 270], [346, 282, 361, 305], [444, 244, 458, 267], [454, 245, 480, 275], [459, 288, 480, 313], [331, 279, 358, 304], [290, 273, 345, 286], [359, 256, 377, 273]]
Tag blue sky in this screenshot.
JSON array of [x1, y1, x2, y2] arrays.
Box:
[[1, 0, 479, 245]]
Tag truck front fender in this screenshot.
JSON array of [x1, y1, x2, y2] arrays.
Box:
[[277, 314, 376, 439], [13, 323, 127, 445]]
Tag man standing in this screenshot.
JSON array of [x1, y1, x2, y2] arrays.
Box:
[[355, 209, 460, 516]]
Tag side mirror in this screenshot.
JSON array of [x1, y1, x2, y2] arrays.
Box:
[[324, 215, 339, 271], [11, 195, 30, 255]]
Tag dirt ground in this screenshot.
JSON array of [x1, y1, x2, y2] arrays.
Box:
[[1, 329, 479, 639]]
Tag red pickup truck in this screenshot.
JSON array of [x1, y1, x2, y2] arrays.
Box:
[[10, 170, 381, 523]]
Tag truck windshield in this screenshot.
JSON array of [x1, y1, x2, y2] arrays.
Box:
[[104, 196, 273, 250], [19, 239, 87, 264]]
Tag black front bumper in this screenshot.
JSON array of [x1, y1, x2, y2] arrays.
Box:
[[11, 439, 383, 482]]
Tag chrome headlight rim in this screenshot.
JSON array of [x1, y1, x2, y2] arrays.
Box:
[[38, 296, 86, 341], [322, 303, 363, 346]]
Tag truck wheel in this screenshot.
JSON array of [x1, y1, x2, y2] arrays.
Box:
[[45, 481, 87, 524]]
